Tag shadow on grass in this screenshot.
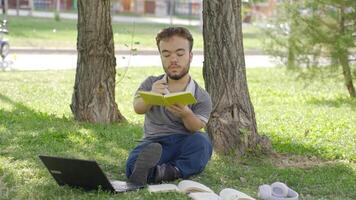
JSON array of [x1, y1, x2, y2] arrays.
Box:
[[0, 93, 143, 177], [306, 96, 356, 110], [269, 136, 353, 161], [204, 154, 356, 199], [1, 93, 356, 199], [0, 93, 190, 199]]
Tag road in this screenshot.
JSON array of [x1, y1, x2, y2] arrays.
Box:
[[3, 51, 281, 71], [2, 10, 282, 70]]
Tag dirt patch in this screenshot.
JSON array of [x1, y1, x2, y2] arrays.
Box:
[[269, 153, 339, 169]]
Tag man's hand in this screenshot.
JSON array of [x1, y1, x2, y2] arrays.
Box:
[[166, 104, 205, 132], [151, 79, 169, 94], [166, 104, 192, 118]]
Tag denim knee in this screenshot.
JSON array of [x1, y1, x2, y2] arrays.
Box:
[[188, 133, 212, 154], [125, 152, 136, 178]]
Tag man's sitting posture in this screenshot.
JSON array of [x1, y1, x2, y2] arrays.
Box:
[[125, 27, 213, 185]]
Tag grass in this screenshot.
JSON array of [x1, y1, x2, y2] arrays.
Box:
[[4, 16, 263, 50], [0, 67, 355, 199]]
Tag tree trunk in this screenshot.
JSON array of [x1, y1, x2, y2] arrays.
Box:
[[287, 0, 296, 70], [202, 0, 272, 156], [338, 7, 356, 98], [56, 0, 60, 11], [71, 0, 126, 123], [287, 34, 296, 69], [28, 0, 33, 16], [4, 0, 7, 16], [339, 51, 356, 98], [2, 0, 5, 15], [16, 0, 19, 16]]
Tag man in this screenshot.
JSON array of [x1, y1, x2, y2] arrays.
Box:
[[125, 27, 212, 185]]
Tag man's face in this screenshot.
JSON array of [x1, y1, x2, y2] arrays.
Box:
[[159, 35, 193, 80]]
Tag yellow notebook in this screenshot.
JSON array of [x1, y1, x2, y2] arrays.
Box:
[[138, 91, 197, 106]]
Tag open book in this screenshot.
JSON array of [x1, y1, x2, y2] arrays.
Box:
[[148, 180, 255, 200], [138, 91, 197, 106]]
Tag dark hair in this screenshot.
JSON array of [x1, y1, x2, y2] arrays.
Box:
[[155, 27, 194, 52]]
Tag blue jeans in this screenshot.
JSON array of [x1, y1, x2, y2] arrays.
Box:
[[125, 133, 213, 180]]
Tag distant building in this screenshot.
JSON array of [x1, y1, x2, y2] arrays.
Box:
[[250, 0, 277, 20], [112, 0, 202, 17], [7, 0, 74, 10], [8, 0, 29, 9], [6, 0, 202, 17], [6, 0, 278, 23]]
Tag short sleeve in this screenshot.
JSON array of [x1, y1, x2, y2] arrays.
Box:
[[134, 76, 156, 99], [191, 90, 212, 124]]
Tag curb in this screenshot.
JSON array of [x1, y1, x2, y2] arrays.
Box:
[[10, 47, 266, 56]]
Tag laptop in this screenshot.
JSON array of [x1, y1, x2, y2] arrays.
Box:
[[39, 155, 145, 193]]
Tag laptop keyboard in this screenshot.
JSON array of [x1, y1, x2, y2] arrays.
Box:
[[111, 180, 128, 190], [110, 180, 144, 191]]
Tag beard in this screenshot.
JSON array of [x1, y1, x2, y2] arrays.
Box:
[[164, 63, 190, 80]]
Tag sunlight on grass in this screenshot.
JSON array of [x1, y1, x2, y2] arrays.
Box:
[[0, 67, 355, 199], [0, 68, 355, 162], [68, 128, 97, 146], [0, 125, 6, 133]]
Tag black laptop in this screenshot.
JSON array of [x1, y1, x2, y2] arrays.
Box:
[[39, 155, 144, 193]]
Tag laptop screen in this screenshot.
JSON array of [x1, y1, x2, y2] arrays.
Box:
[[39, 155, 115, 192]]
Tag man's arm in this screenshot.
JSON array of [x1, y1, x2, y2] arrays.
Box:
[[181, 109, 206, 132], [166, 104, 205, 132], [133, 78, 168, 114], [133, 96, 152, 114]]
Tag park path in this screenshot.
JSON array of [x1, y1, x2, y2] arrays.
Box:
[[4, 50, 280, 71], [2, 10, 281, 71]]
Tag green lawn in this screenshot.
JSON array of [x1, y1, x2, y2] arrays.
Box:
[[0, 68, 355, 199], [5, 16, 263, 50]]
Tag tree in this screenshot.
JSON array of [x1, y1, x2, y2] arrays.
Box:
[[1, 0, 7, 15], [54, 0, 60, 21], [71, 0, 126, 123], [202, 0, 272, 156], [28, 0, 33, 17], [264, 0, 356, 97], [15, 0, 19, 16]]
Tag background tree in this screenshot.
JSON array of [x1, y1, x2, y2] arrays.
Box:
[[202, 0, 272, 156], [1, 0, 7, 15], [54, 0, 60, 21], [264, 0, 356, 97], [71, 0, 126, 123]]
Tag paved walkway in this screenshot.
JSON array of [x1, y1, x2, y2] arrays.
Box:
[[3, 50, 281, 71], [2, 10, 281, 71]]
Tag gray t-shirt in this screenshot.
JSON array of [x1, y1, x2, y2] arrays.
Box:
[[135, 74, 212, 139]]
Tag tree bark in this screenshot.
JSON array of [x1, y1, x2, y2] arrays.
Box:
[[338, 7, 356, 98], [15, 0, 19, 16], [71, 0, 126, 123], [1, 0, 5, 15], [339, 51, 356, 98], [28, 0, 33, 16], [286, 0, 296, 69], [55, 0, 60, 20], [202, 0, 272, 156]]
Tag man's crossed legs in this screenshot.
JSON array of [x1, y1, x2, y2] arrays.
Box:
[[126, 133, 212, 185]]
